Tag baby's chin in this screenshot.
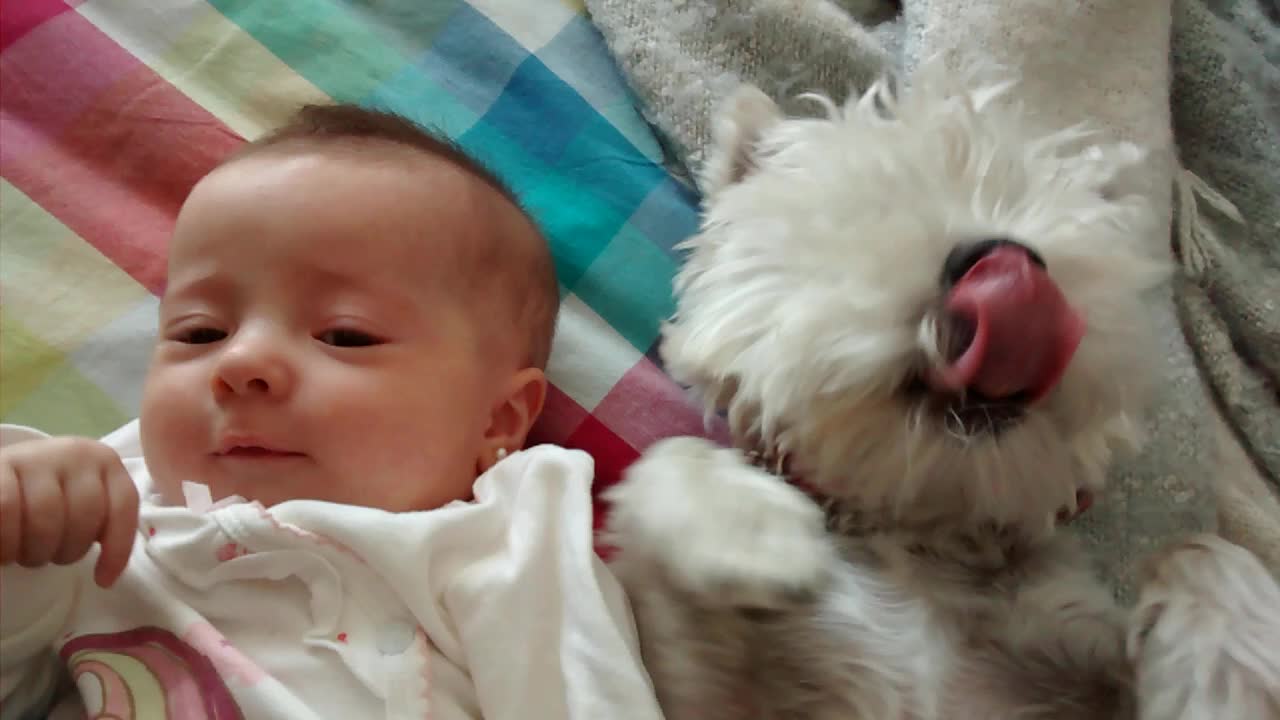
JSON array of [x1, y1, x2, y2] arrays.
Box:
[[152, 478, 268, 509], [151, 473, 313, 510], [151, 474, 468, 514]]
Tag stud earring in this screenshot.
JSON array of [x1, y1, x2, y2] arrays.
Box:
[[496, 447, 508, 461]]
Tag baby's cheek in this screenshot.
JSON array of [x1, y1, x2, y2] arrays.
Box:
[[140, 378, 208, 495], [391, 434, 475, 511], [313, 380, 408, 432]]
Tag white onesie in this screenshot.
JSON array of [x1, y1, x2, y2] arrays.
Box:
[[0, 421, 664, 720]]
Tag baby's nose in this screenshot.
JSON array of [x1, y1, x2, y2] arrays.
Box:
[[213, 332, 294, 399]]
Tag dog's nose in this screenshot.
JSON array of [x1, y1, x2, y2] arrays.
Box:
[[927, 240, 1084, 402], [940, 238, 1046, 289]]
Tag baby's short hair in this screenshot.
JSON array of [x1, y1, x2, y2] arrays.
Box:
[[233, 104, 560, 369]]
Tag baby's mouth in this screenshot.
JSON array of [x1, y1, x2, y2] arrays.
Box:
[[215, 434, 307, 459], [219, 446, 306, 459]]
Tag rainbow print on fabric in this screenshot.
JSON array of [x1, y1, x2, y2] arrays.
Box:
[[60, 627, 245, 719]]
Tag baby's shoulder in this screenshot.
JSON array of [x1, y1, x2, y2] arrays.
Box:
[[497, 444, 596, 480], [513, 443, 592, 462], [475, 444, 598, 499]]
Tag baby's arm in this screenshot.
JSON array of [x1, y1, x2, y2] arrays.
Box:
[[443, 448, 663, 719], [0, 425, 139, 717]]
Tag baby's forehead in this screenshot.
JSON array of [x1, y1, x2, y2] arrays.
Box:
[[228, 138, 497, 203], [212, 142, 501, 229], [182, 142, 532, 279]]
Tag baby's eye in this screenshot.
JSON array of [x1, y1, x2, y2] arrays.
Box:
[[317, 328, 383, 348], [178, 327, 227, 345]]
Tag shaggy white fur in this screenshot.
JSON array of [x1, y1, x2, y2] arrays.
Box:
[[605, 63, 1280, 719]]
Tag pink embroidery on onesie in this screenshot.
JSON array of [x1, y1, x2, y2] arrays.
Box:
[[215, 542, 249, 562]]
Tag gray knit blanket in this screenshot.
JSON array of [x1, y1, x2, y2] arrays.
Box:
[[583, 0, 1279, 599]]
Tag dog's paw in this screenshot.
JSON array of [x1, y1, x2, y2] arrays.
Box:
[[1129, 534, 1280, 720], [606, 437, 834, 610]]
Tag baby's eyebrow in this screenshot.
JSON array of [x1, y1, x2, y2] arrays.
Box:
[[298, 263, 429, 314], [161, 271, 234, 304]]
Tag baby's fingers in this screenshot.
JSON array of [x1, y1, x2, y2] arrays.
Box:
[[18, 466, 64, 567], [56, 468, 107, 566], [0, 462, 22, 565], [94, 462, 139, 588]]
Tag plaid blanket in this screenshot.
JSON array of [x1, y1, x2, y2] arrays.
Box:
[[0, 0, 725, 532]]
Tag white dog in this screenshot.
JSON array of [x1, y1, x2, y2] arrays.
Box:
[[605, 65, 1280, 719]]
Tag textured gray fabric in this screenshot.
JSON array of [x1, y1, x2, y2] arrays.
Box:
[[582, 0, 1279, 600], [1170, 1, 1280, 489]]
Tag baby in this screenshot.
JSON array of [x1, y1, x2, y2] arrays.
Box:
[[0, 106, 662, 719]]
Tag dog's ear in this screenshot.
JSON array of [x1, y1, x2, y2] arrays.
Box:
[[699, 85, 782, 198]]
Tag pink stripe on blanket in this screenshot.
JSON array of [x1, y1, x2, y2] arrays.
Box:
[[591, 357, 730, 452], [0, 0, 71, 52], [0, 9, 141, 164], [1, 12, 243, 295], [527, 383, 591, 447], [565, 413, 642, 538]]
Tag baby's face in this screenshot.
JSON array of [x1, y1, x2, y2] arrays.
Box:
[[140, 147, 513, 510]]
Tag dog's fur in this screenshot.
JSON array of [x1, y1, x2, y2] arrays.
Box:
[[605, 65, 1280, 719]]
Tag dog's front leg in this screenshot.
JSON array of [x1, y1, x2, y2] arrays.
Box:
[[606, 436, 836, 610], [604, 437, 838, 719]]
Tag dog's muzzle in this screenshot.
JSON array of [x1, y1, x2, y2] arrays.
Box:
[[927, 238, 1085, 404]]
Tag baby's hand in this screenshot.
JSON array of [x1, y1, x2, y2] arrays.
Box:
[[0, 437, 139, 587]]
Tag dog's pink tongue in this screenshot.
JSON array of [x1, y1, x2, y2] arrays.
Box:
[[935, 247, 1085, 401]]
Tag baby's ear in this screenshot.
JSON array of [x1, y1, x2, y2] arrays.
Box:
[[698, 85, 782, 198], [477, 367, 547, 474]]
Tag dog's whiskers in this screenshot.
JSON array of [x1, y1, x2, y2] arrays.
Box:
[[944, 406, 974, 443]]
